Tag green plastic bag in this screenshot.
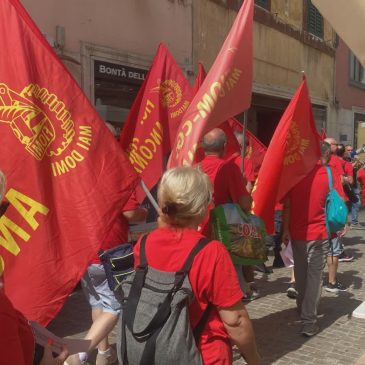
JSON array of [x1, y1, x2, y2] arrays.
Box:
[[210, 203, 267, 266]]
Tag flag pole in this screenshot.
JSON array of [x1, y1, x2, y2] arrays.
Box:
[[140, 180, 160, 212], [241, 111, 248, 173]]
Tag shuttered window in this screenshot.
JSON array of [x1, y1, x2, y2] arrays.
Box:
[[307, 0, 323, 38], [255, 0, 269, 9]]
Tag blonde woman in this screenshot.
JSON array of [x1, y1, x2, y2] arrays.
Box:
[[129, 167, 261, 365], [0, 169, 67, 365]]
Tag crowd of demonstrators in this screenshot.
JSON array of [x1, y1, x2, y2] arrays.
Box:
[[2, 127, 365, 365], [0, 169, 68, 365], [125, 167, 261, 365]]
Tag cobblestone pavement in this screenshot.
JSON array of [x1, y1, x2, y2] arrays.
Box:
[[49, 212, 365, 365]]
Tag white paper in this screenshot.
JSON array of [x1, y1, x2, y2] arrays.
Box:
[[30, 321, 91, 355], [280, 241, 294, 268]]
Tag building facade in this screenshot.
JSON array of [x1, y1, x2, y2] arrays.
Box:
[[193, 0, 337, 145], [335, 38, 365, 150], [21, 0, 337, 144], [21, 0, 194, 134]]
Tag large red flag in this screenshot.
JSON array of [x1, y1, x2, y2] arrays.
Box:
[[120, 43, 193, 202], [168, 0, 253, 168], [0, 0, 138, 325], [251, 79, 321, 233]]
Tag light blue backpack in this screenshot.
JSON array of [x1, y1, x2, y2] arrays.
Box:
[[325, 165, 348, 234]]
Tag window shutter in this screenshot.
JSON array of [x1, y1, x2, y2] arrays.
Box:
[[307, 0, 323, 38], [255, 0, 268, 9]]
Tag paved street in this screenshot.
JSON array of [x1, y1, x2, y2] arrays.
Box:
[[49, 211, 365, 365]]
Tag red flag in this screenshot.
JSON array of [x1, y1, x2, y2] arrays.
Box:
[[251, 79, 321, 232], [225, 118, 267, 176], [192, 63, 207, 95], [168, 0, 253, 168], [120, 43, 193, 202], [0, 0, 138, 325], [320, 128, 327, 140], [246, 130, 267, 177]]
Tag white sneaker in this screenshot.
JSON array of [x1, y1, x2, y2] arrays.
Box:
[[64, 354, 89, 365], [96, 348, 118, 365]]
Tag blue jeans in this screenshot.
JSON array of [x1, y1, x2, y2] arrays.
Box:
[[350, 190, 361, 225]]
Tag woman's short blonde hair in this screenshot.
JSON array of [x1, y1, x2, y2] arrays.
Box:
[[158, 166, 212, 227], [0, 169, 5, 203]]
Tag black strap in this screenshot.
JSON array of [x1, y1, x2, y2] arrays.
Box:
[[179, 237, 210, 273], [193, 302, 213, 345], [121, 310, 129, 365], [139, 234, 149, 268], [124, 235, 149, 338]]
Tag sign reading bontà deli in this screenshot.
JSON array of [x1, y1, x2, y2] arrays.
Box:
[[94, 60, 147, 84]]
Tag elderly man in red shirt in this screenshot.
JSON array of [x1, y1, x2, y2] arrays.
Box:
[[199, 128, 254, 298], [282, 141, 346, 337]]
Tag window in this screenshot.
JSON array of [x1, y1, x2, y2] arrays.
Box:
[[349, 52, 365, 87], [255, 0, 269, 10], [354, 113, 365, 150], [307, 0, 323, 38]]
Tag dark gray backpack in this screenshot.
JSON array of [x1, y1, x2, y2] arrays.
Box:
[[119, 234, 211, 365]]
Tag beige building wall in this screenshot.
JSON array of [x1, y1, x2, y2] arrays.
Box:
[[21, 0, 193, 79], [193, 0, 335, 103]]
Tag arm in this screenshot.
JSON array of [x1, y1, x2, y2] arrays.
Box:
[[218, 301, 261, 365], [122, 207, 147, 223], [40, 343, 68, 365], [238, 194, 252, 213]]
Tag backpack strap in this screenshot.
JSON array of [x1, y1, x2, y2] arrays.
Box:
[[139, 234, 149, 268], [325, 165, 334, 191], [325, 166, 335, 260]]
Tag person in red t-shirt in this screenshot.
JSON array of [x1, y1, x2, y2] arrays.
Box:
[[282, 141, 347, 337], [67, 192, 147, 365], [324, 138, 352, 290], [131, 167, 261, 365], [232, 131, 256, 193], [358, 166, 365, 206], [0, 169, 68, 365], [199, 128, 257, 299]]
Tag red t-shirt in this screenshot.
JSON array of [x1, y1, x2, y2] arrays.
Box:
[[328, 155, 344, 177], [0, 291, 34, 365], [200, 155, 249, 205], [343, 161, 353, 177], [288, 164, 344, 240], [133, 227, 243, 365], [91, 192, 139, 264], [357, 169, 365, 205], [233, 155, 256, 183]]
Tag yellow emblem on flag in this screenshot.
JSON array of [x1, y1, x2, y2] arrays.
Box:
[[284, 121, 310, 166], [0, 83, 75, 160]]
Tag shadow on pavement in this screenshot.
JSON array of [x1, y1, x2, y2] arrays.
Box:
[[252, 295, 363, 365], [47, 288, 91, 337]]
